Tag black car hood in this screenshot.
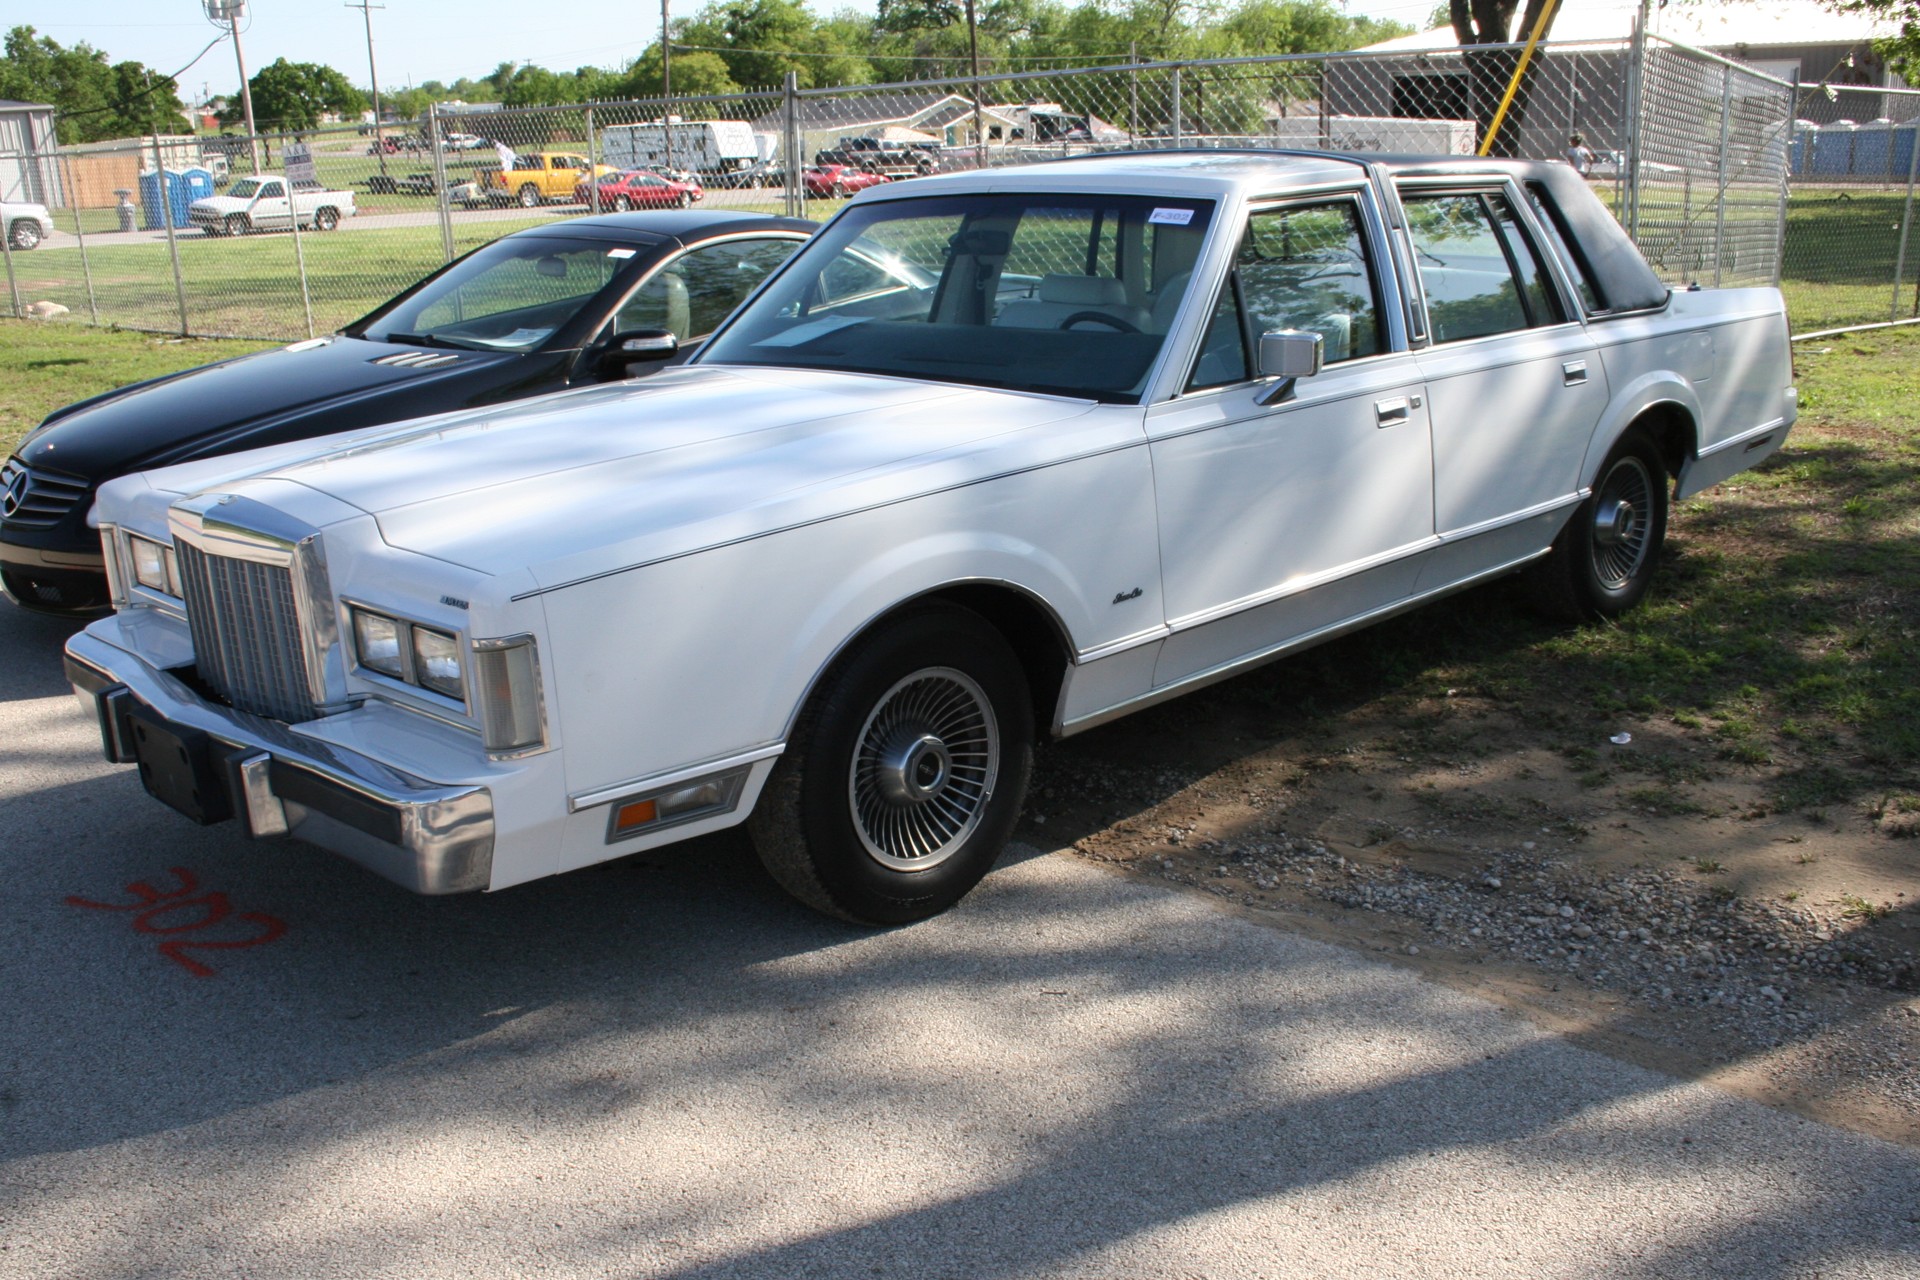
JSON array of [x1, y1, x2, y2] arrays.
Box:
[[16, 335, 526, 478]]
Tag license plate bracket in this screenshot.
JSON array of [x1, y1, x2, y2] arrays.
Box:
[[128, 705, 233, 826]]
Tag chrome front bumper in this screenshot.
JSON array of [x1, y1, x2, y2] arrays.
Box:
[[66, 630, 495, 894]]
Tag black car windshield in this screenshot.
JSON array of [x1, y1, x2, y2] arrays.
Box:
[[356, 236, 641, 351], [697, 192, 1214, 402]]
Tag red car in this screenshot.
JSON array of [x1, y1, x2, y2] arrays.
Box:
[[802, 164, 890, 199], [574, 169, 703, 210]]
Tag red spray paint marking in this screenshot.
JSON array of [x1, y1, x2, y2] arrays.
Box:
[[67, 867, 288, 977]]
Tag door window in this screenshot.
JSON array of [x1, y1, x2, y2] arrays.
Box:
[[1401, 191, 1565, 343], [614, 238, 802, 339], [1187, 199, 1381, 391]]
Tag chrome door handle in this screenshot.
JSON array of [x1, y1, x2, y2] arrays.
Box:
[[1374, 396, 1410, 427], [1563, 360, 1589, 386]]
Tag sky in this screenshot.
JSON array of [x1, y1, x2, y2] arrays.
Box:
[[24, 0, 1444, 101]]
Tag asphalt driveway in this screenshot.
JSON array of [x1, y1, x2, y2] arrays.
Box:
[[1, 604, 1916, 1279]]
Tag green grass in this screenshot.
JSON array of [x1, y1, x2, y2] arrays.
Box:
[[0, 324, 274, 458]]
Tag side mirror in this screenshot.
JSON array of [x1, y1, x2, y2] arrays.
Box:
[[597, 328, 680, 378], [1257, 329, 1324, 380]]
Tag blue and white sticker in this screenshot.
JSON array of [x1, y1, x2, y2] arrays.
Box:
[[1148, 207, 1194, 226]]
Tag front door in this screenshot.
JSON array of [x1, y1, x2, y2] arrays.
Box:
[[1148, 196, 1435, 686]]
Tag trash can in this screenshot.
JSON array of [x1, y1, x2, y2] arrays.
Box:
[[115, 189, 137, 233]]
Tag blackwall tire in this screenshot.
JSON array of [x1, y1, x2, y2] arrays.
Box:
[[748, 604, 1034, 925], [518, 183, 541, 208], [313, 206, 339, 231], [8, 220, 41, 249], [1526, 427, 1669, 621]]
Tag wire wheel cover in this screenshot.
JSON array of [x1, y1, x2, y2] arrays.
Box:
[[849, 667, 999, 871], [1589, 455, 1654, 590]]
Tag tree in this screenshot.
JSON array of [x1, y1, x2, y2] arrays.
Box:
[[1837, 0, 1920, 81], [223, 59, 365, 131], [1445, 0, 1561, 156], [611, 49, 742, 100], [0, 25, 188, 143]]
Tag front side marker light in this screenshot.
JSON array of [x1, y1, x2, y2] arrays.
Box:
[[606, 768, 749, 842], [351, 608, 406, 679], [410, 625, 464, 701], [474, 635, 545, 754]]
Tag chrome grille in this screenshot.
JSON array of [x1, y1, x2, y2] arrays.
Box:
[[1, 458, 91, 530], [175, 541, 320, 723]]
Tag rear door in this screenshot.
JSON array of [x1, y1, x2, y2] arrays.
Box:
[[1397, 181, 1604, 558]]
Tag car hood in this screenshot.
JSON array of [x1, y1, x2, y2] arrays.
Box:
[[16, 336, 518, 477], [159, 365, 1106, 588]]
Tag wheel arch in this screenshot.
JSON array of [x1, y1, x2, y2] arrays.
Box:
[[781, 579, 1075, 749], [1580, 371, 1701, 492]]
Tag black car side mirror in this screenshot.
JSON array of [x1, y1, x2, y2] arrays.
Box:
[[597, 328, 680, 378]]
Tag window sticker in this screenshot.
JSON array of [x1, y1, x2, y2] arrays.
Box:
[[1148, 207, 1194, 226], [606, 248, 638, 259]]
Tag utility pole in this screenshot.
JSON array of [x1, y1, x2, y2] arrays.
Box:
[[966, 0, 986, 171], [348, 0, 389, 178], [204, 1, 260, 172], [661, 0, 673, 169]]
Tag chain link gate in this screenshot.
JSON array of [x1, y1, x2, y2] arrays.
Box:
[[3, 36, 1856, 342]]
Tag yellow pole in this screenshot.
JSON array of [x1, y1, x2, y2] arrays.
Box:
[[1477, 0, 1563, 157]]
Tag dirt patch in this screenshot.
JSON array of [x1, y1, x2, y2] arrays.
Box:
[[1023, 639, 1920, 1148]]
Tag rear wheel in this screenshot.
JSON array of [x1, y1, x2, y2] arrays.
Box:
[[612, 194, 632, 212], [749, 605, 1033, 925], [518, 183, 541, 208], [8, 219, 41, 250], [1526, 427, 1669, 620], [313, 206, 339, 231]]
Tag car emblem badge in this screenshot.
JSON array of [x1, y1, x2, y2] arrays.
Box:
[[2, 468, 26, 520]]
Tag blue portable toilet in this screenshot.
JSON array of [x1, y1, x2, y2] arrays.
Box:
[[181, 167, 216, 204], [137, 168, 195, 230]]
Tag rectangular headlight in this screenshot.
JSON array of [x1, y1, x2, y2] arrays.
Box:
[[351, 607, 406, 679], [473, 635, 544, 753], [410, 624, 464, 701], [128, 534, 172, 594]]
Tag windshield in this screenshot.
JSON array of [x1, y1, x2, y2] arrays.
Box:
[[697, 192, 1214, 402], [357, 236, 641, 351]]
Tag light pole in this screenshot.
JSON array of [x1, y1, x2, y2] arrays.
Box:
[[661, 0, 673, 170], [203, 0, 260, 172], [348, 0, 388, 178]]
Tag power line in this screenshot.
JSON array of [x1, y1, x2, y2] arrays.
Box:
[[55, 29, 229, 121]]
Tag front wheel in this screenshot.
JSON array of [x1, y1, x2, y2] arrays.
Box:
[[517, 183, 541, 208], [1526, 427, 1669, 620], [677, 191, 693, 208], [8, 219, 41, 250], [749, 605, 1034, 925], [224, 214, 249, 237]]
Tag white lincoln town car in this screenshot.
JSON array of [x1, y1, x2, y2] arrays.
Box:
[[66, 151, 1797, 924]]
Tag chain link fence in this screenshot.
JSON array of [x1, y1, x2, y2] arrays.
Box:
[[6, 36, 1905, 341]]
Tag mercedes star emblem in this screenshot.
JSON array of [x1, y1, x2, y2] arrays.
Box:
[[1, 468, 25, 521]]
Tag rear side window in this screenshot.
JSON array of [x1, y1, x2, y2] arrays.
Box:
[[1401, 191, 1564, 343], [1524, 182, 1605, 313]]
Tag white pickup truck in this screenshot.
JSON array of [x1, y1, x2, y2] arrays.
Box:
[[188, 176, 356, 236], [68, 151, 1797, 925]]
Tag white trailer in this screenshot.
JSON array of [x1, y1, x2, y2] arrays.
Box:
[[598, 120, 759, 176]]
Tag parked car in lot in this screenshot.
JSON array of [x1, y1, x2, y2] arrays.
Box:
[[802, 163, 890, 199], [575, 169, 703, 211], [2, 210, 811, 612], [64, 152, 1796, 927], [443, 132, 489, 151], [2, 197, 54, 249]]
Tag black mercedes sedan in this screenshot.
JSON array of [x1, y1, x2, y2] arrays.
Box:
[[0, 209, 814, 614]]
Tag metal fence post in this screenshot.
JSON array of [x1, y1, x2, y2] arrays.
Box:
[[1772, 83, 1792, 289], [1714, 65, 1731, 288], [1128, 42, 1139, 143], [1890, 113, 1920, 320], [1172, 64, 1184, 144], [1622, 18, 1650, 238], [58, 150, 100, 324], [784, 73, 801, 218], [285, 137, 317, 341], [153, 136, 191, 336], [0, 192, 19, 319], [427, 101, 455, 263], [586, 105, 601, 215]]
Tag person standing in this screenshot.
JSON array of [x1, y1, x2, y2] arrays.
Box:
[[1565, 132, 1596, 175]]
